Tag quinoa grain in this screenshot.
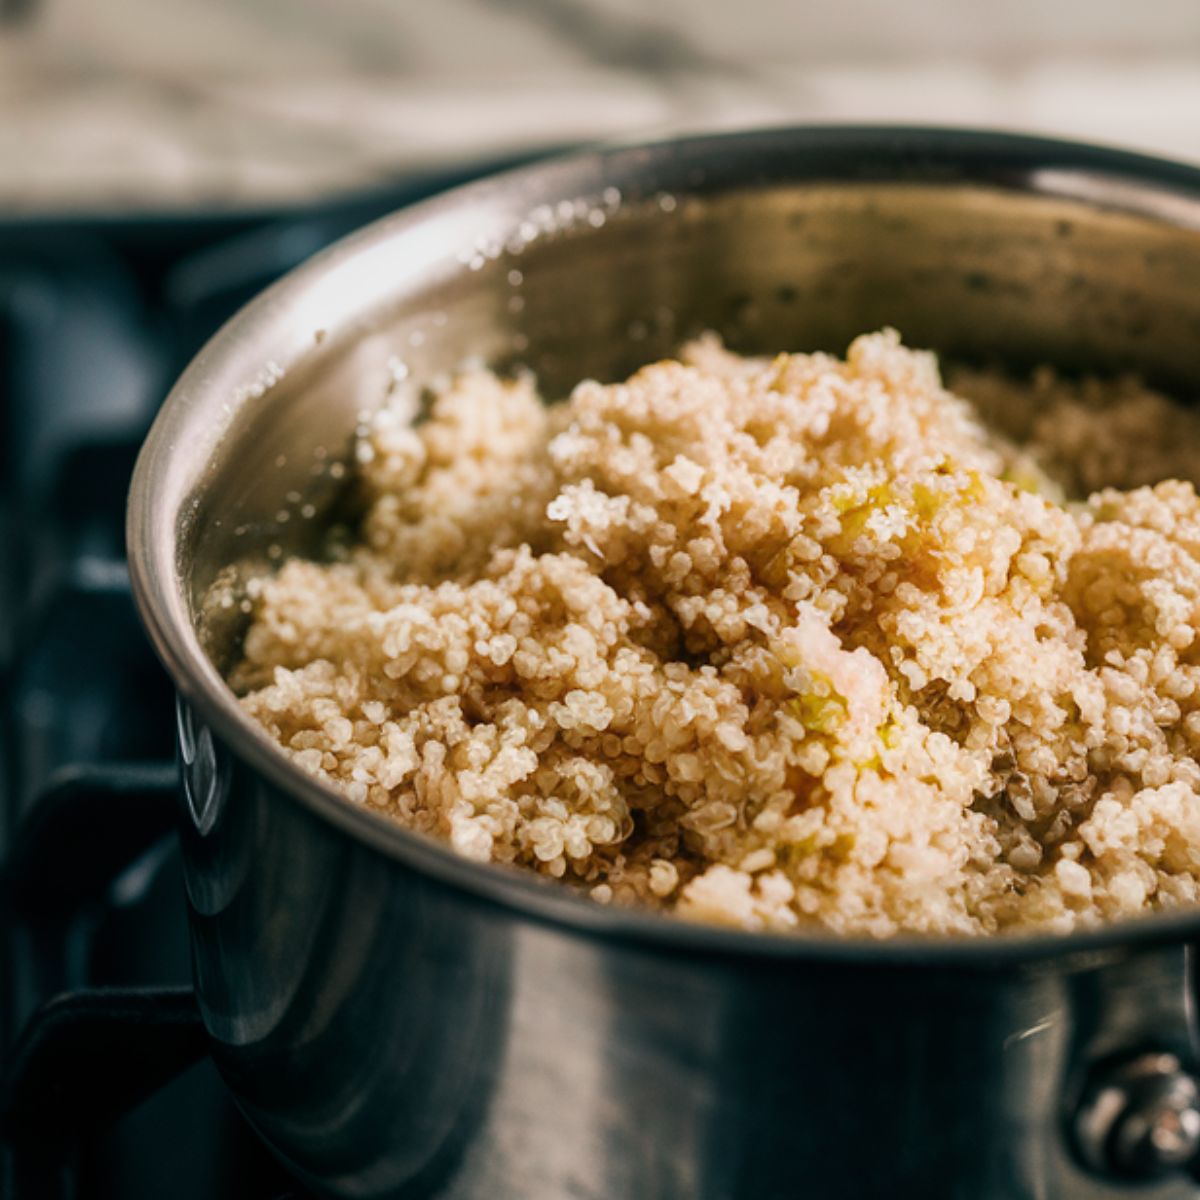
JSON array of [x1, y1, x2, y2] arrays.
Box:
[[229, 331, 1200, 937]]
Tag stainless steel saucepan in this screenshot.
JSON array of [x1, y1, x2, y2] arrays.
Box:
[[128, 127, 1200, 1199]]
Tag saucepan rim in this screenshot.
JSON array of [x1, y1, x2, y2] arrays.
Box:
[[127, 123, 1200, 968]]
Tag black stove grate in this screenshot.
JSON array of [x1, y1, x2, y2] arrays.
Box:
[[0, 149, 551, 1199]]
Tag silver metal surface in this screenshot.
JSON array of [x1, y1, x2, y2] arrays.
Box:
[[1075, 1052, 1200, 1180], [128, 128, 1200, 1197]]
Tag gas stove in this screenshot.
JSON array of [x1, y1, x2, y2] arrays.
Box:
[[0, 151, 547, 1199]]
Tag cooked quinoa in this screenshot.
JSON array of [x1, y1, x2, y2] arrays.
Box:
[[229, 330, 1200, 937]]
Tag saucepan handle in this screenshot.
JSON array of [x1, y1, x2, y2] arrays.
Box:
[[1065, 943, 1200, 1188]]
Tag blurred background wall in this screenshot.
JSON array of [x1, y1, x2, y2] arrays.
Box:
[[2, 0, 1199, 209]]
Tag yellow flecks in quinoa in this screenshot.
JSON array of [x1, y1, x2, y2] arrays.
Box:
[[226, 329, 1200, 939], [787, 692, 847, 735]]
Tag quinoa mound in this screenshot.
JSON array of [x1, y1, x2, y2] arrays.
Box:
[[229, 331, 1200, 938]]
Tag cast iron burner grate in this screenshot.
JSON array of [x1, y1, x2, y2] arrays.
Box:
[[0, 150, 550, 1200]]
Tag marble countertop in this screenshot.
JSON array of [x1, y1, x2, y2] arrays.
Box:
[[4, 0, 1200, 211]]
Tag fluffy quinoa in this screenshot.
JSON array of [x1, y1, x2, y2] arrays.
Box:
[[228, 330, 1200, 938]]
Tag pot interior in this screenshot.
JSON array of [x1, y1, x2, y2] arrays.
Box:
[[180, 146, 1200, 680]]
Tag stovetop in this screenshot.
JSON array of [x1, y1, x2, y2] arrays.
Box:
[[0, 151, 548, 1200]]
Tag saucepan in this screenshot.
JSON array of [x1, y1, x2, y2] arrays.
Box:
[[128, 126, 1200, 1199]]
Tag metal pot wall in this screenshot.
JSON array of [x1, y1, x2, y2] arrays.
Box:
[[128, 127, 1200, 1199]]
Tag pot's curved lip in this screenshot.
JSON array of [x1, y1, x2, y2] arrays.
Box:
[[128, 124, 1200, 969]]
